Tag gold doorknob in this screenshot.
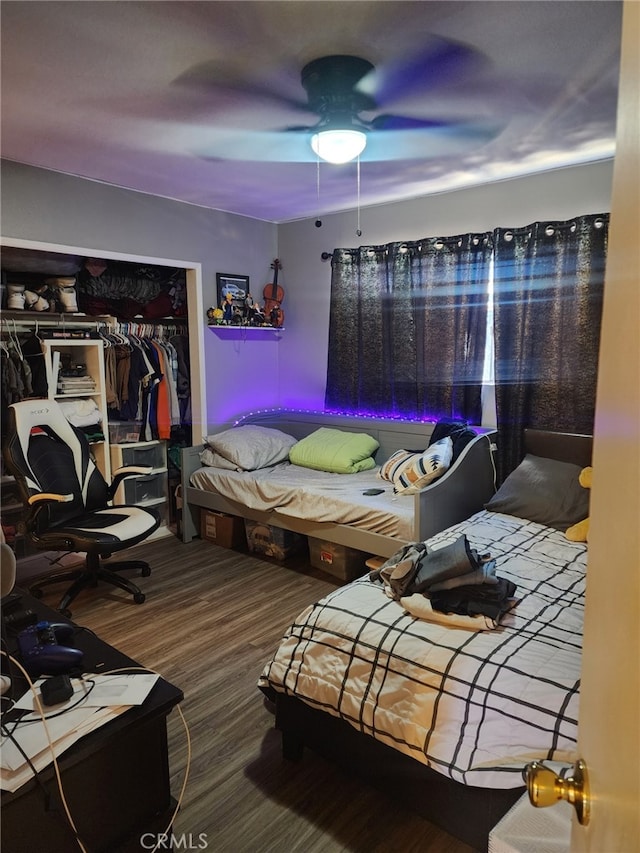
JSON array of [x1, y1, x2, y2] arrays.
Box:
[[525, 759, 590, 825]]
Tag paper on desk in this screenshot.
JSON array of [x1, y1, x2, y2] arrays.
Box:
[[1, 706, 122, 771], [86, 672, 159, 706], [1, 674, 159, 793], [1, 706, 126, 792], [13, 672, 159, 714]]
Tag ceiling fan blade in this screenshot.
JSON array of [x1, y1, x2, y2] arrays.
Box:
[[196, 129, 316, 163], [363, 122, 501, 162], [173, 60, 311, 114], [370, 114, 454, 131], [196, 118, 501, 165], [357, 36, 488, 108]]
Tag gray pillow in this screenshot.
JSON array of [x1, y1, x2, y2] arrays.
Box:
[[205, 425, 297, 470], [485, 454, 589, 530]]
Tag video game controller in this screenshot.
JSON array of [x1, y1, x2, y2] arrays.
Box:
[[17, 620, 84, 676]]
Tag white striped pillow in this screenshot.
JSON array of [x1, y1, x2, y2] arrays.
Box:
[[377, 437, 453, 494]]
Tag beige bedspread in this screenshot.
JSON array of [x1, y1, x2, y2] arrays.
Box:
[[260, 510, 586, 788], [189, 461, 415, 539]]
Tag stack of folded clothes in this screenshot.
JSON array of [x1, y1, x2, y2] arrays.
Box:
[[369, 534, 517, 630], [57, 374, 97, 394], [58, 399, 104, 443]]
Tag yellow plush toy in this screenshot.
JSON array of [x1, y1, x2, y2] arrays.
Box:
[[565, 466, 592, 542]]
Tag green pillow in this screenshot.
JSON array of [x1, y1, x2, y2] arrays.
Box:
[[289, 427, 379, 474]]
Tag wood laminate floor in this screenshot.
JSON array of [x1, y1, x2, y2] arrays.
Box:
[[32, 533, 479, 853]]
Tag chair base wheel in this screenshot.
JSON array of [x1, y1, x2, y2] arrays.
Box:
[[141, 566, 151, 578], [133, 592, 146, 605]]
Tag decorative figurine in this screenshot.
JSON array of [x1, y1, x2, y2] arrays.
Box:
[[269, 302, 283, 328], [244, 293, 255, 317], [252, 302, 266, 325], [221, 291, 234, 323]]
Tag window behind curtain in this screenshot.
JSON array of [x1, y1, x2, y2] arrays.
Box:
[[325, 214, 608, 480], [325, 233, 492, 424], [492, 214, 608, 479]]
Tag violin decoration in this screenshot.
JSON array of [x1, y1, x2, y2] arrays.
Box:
[[263, 259, 284, 327]]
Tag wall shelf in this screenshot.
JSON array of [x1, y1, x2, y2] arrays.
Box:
[[208, 325, 284, 338]]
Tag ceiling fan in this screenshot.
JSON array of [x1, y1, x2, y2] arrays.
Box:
[[183, 39, 499, 165], [294, 53, 497, 164], [297, 55, 378, 163]]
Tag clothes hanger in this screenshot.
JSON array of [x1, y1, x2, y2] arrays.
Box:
[[9, 319, 24, 361], [0, 320, 10, 355], [96, 322, 112, 348]]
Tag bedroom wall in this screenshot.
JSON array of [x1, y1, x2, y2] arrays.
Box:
[[1, 159, 614, 432], [0, 160, 278, 436], [277, 160, 615, 416]]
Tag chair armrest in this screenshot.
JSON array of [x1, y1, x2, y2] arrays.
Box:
[[109, 465, 154, 499], [25, 492, 73, 533], [28, 492, 74, 506]]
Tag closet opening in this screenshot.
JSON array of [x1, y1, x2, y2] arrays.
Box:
[[1, 237, 204, 572]]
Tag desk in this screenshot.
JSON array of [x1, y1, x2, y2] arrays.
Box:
[[1, 593, 184, 853]]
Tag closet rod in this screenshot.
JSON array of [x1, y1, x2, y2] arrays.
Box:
[[1, 310, 116, 331], [110, 320, 187, 337]]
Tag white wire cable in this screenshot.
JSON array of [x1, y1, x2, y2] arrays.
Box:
[[1, 650, 89, 852], [485, 431, 498, 491], [356, 155, 362, 237], [88, 665, 192, 852], [1, 652, 191, 853]]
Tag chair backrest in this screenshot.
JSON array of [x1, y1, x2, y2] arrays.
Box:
[[3, 399, 110, 532]]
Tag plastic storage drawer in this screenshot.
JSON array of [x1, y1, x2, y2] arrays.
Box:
[[114, 442, 165, 470], [122, 472, 166, 505]]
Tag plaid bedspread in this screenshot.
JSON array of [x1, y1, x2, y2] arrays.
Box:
[[259, 510, 586, 789]]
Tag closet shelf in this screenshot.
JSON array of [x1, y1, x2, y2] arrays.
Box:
[[1, 310, 117, 326]]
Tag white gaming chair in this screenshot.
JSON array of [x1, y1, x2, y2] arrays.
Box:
[[2, 399, 160, 617]]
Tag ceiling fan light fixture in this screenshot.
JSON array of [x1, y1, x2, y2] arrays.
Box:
[[310, 128, 367, 164]]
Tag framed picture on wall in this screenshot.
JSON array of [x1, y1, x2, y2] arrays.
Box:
[[216, 273, 250, 312]]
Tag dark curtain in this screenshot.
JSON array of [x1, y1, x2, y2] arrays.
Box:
[[492, 213, 608, 481], [325, 232, 492, 423]]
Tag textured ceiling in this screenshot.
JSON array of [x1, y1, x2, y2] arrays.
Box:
[[0, 1, 622, 223]]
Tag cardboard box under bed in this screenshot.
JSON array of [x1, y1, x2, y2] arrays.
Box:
[[308, 537, 369, 581], [244, 520, 305, 560], [200, 509, 244, 549]]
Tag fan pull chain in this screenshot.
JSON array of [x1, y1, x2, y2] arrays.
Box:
[[315, 156, 322, 228], [356, 156, 362, 237]]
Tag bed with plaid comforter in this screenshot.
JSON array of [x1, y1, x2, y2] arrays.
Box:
[[259, 509, 586, 789]]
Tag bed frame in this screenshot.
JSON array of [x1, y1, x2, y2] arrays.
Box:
[[270, 428, 593, 852], [181, 410, 497, 557]]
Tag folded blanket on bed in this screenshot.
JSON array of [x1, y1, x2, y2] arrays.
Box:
[[370, 535, 491, 597], [400, 593, 498, 630], [371, 534, 516, 627], [430, 576, 517, 621], [428, 560, 498, 591]]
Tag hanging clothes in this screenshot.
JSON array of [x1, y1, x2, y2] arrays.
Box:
[[105, 324, 189, 443], [1, 329, 38, 436]]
